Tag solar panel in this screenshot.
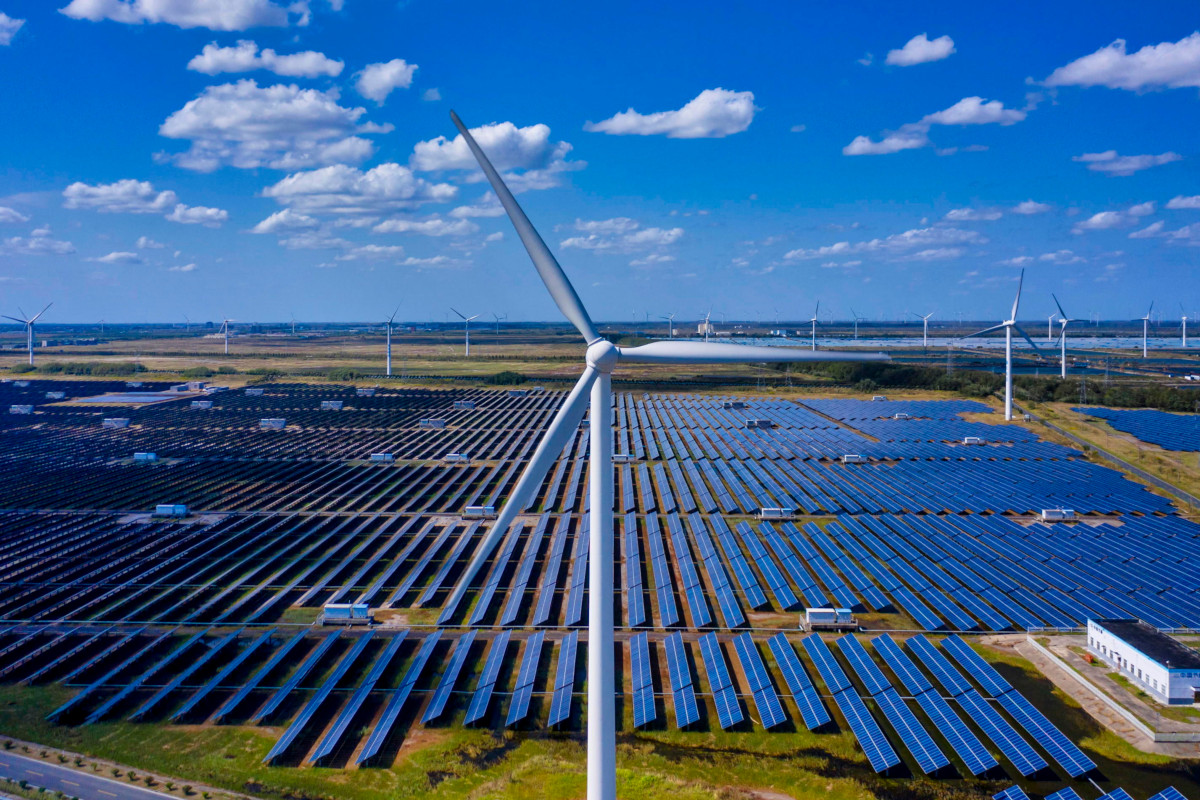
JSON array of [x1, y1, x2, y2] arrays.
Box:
[[1100, 790, 1136, 800], [212, 630, 308, 723], [506, 631, 545, 727], [698, 633, 742, 729], [422, 631, 477, 724], [905, 634, 972, 697], [802, 634, 851, 694], [131, 629, 243, 722], [464, 631, 510, 725], [311, 633, 407, 764], [912, 689, 998, 776], [357, 632, 441, 764], [547, 632, 579, 727], [836, 635, 892, 697], [870, 635, 932, 695], [252, 632, 342, 724], [954, 689, 1047, 777], [767, 634, 830, 730], [832, 689, 901, 774], [171, 628, 276, 722], [995, 690, 1096, 777], [733, 634, 786, 729], [992, 786, 1031, 800], [940, 636, 1013, 697], [1045, 789, 1085, 800], [1148, 788, 1190, 800], [630, 632, 657, 728], [874, 688, 950, 775]]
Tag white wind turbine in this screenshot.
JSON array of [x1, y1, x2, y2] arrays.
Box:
[[1180, 303, 1188, 348], [1047, 311, 1057, 343], [290, 313, 297, 336], [492, 312, 507, 334], [439, 110, 888, 800], [911, 311, 934, 348], [183, 314, 191, 333], [849, 307, 866, 340], [1134, 301, 1153, 358], [962, 269, 1040, 420], [660, 312, 676, 338], [385, 306, 400, 377], [1052, 293, 1073, 379], [219, 317, 233, 355], [808, 300, 820, 351], [3, 304, 52, 367], [701, 309, 713, 342], [451, 307, 481, 356]]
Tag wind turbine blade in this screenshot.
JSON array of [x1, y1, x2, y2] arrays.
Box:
[[1052, 293, 1067, 320], [467, 314, 481, 322], [1010, 268, 1024, 321], [1013, 325, 1041, 352], [441, 367, 599, 619], [450, 111, 599, 343], [29, 303, 52, 324], [16, 307, 27, 321], [960, 323, 1007, 339], [450, 307, 467, 320], [1148, 300, 1155, 316], [909, 311, 923, 319], [618, 340, 888, 364]]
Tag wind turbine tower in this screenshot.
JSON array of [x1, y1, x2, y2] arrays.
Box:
[[385, 306, 400, 377], [451, 308, 481, 356], [220, 317, 233, 355], [660, 313, 676, 338], [1052, 294, 1073, 379], [912, 311, 933, 348], [1135, 302, 1153, 358], [808, 301, 820, 351], [850, 307, 866, 340], [439, 110, 889, 800], [962, 270, 1039, 421], [492, 312, 507, 334], [1180, 303, 1188, 348], [3, 304, 52, 367]]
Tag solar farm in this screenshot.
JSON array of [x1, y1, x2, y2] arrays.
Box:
[[1, 377, 1198, 799], [1073, 407, 1200, 453]]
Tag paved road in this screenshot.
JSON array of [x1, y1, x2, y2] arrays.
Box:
[[0, 750, 175, 800]]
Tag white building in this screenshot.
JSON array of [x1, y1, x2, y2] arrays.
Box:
[[1087, 619, 1200, 705], [697, 321, 715, 336]]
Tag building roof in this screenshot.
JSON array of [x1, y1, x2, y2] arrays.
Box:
[[1092, 619, 1200, 670]]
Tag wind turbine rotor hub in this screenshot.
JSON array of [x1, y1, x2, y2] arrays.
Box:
[[585, 339, 620, 372]]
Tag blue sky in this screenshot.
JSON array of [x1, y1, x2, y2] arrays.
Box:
[[0, 0, 1198, 325]]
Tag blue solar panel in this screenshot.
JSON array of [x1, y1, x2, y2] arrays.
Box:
[[836, 635, 892, 696], [874, 688, 950, 774], [1045, 789, 1084, 800], [663, 631, 701, 729], [732, 634, 786, 729], [905, 635, 972, 697], [87, 629, 208, 724], [252, 632, 342, 724], [698, 633, 743, 729], [870, 635, 931, 695], [1149, 788, 1190, 800], [422, 631, 477, 724], [464, 631, 510, 725], [954, 689, 1047, 777], [357, 632, 441, 764], [995, 690, 1096, 777], [832, 689, 901, 774], [131, 629, 243, 722], [767, 634, 830, 731], [311, 633, 407, 764], [912, 689, 998, 776], [171, 628, 276, 722], [1100, 790, 1136, 800], [506, 631, 545, 727], [630, 632, 657, 728], [940, 636, 1013, 697], [802, 634, 851, 694], [547, 632, 578, 727], [992, 786, 1031, 800], [212, 630, 307, 723]]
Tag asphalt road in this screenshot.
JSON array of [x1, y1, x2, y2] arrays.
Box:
[[0, 750, 176, 800]]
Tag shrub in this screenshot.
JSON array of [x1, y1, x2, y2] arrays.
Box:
[[484, 370, 525, 385], [327, 367, 363, 381], [216, 366, 237, 374], [181, 367, 214, 378]]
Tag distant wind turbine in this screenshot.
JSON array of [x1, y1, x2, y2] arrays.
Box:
[[438, 109, 889, 800], [1052, 293, 1073, 379], [911, 311, 934, 348], [219, 317, 233, 355], [962, 269, 1039, 420], [849, 307, 866, 340], [1180, 303, 1188, 348], [808, 301, 820, 351], [701, 309, 713, 342], [1047, 311, 1057, 343], [385, 306, 400, 377], [1134, 302, 1154, 358], [3, 303, 52, 367], [451, 307, 481, 356], [660, 313, 676, 338], [492, 312, 506, 333], [290, 313, 297, 336], [184, 314, 191, 333]]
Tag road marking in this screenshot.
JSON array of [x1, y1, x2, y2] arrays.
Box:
[[63, 779, 80, 786], [99, 791, 117, 797]]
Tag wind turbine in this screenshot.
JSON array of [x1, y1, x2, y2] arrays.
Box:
[[492, 312, 507, 334], [439, 110, 888, 800], [660, 313, 676, 338], [385, 306, 400, 377], [1134, 302, 1153, 358], [219, 317, 233, 355], [1047, 312, 1057, 343], [451, 307, 481, 356], [808, 301, 820, 351], [98, 319, 105, 336], [184, 314, 191, 333], [961, 269, 1040, 421], [849, 307, 866, 340], [911, 311, 933, 348], [1180, 303, 1188, 348], [3, 304, 52, 367], [701, 309, 713, 342], [290, 313, 297, 336], [1052, 293, 1073, 379]]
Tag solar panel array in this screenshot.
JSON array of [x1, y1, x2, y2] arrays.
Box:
[[1074, 407, 1200, 452]]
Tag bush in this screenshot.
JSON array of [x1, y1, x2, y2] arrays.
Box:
[[9, 364, 35, 374], [327, 367, 363, 381], [484, 370, 525, 385], [32, 361, 142, 376], [216, 366, 237, 374], [181, 367, 214, 378]]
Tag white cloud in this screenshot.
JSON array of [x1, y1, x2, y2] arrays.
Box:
[[944, 208, 1002, 221], [422, 88, 441, 102], [187, 40, 342, 77], [168, 263, 197, 272], [158, 79, 383, 171], [630, 253, 675, 266], [136, 235, 164, 248], [844, 96, 1025, 156], [0, 206, 30, 223], [1043, 32, 1200, 91], [90, 251, 142, 264], [843, 128, 929, 155], [59, 0, 303, 30], [1, 234, 75, 255], [997, 256, 1034, 266], [1167, 195, 1200, 209], [1126, 220, 1200, 242], [1012, 200, 1051, 215], [1129, 220, 1165, 238], [584, 88, 758, 138], [355, 59, 417, 104], [372, 216, 477, 236], [1129, 201, 1156, 216], [560, 217, 684, 253], [277, 231, 351, 250], [411, 120, 583, 191], [336, 244, 405, 261], [1038, 249, 1086, 264], [790, 124, 806, 133], [484, 232, 503, 243], [402, 255, 455, 267], [63, 179, 177, 213], [0, 11, 24, 45], [250, 208, 319, 233], [166, 203, 228, 226], [262, 162, 457, 214], [886, 33, 955, 66], [894, 247, 964, 261], [1072, 150, 1182, 176], [449, 194, 503, 218], [784, 226, 984, 259]]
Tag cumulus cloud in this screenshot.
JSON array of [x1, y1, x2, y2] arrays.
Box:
[[158, 79, 384, 171], [166, 203, 228, 226], [1, 234, 75, 255], [1072, 150, 1182, 176], [1167, 195, 1200, 209], [90, 251, 142, 264], [886, 33, 955, 66], [168, 263, 197, 272], [584, 88, 758, 138], [784, 226, 985, 259], [0, 11, 24, 45], [997, 256, 1034, 266], [449, 193, 503, 218], [560, 217, 684, 253], [336, 244, 406, 261], [250, 208, 319, 233], [262, 162, 457, 214], [0, 206, 30, 223], [630, 253, 676, 266], [354, 59, 417, 104], [1129, 220, 1165, 238], [187, 40, 342, 77], [894, 247, 964, 261], [372, 216, 478, 236], [59, 0, 304, 30], [1126, 220, 1200, 242], [136, 235, 164, 248], [422, 88, 441, 102], [944, 208, 1002, 221], [411, 120, 583, 191], [1012, 200, 1051, 215], [402, 255, 455, 267], [63, 179, 177, 213], [1038, 249, 1085, 264], [277, 231, 351, 250], [1073, 211, 1127, 232], [844, 96, 1025, 156], [1043, 32, 1200, 91]]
